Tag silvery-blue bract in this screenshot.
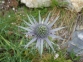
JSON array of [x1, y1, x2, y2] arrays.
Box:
[[18, 11, 64, 55]]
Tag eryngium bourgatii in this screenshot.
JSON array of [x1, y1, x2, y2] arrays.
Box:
[[18, 11, 64, 55]]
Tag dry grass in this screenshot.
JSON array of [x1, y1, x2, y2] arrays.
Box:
[[48, 7, 78, 48]]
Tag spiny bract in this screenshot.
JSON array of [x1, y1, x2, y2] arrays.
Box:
[[18, 11, 64, 55]]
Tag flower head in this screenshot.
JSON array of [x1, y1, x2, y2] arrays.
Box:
[[18, 11, 64, 55]]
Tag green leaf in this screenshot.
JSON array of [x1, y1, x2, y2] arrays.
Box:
[[0, 35, 14, 49], [19, 37, 24, 46], [0, 35, 10, 46]]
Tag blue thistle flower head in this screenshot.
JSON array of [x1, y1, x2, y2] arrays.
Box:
[[18, 11, 64, 55]]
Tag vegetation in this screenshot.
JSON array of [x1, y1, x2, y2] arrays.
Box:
[[0, 0, 82, 62]]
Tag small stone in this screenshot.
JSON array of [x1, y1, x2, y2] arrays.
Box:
[[54, 53, 59, 59], [12, 8, 15, 11]]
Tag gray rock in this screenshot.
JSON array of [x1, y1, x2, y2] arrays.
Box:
[[67, 30, 83, 56]]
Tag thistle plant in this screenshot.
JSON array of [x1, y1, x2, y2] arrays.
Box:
[[18, 11, 64, 55]]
